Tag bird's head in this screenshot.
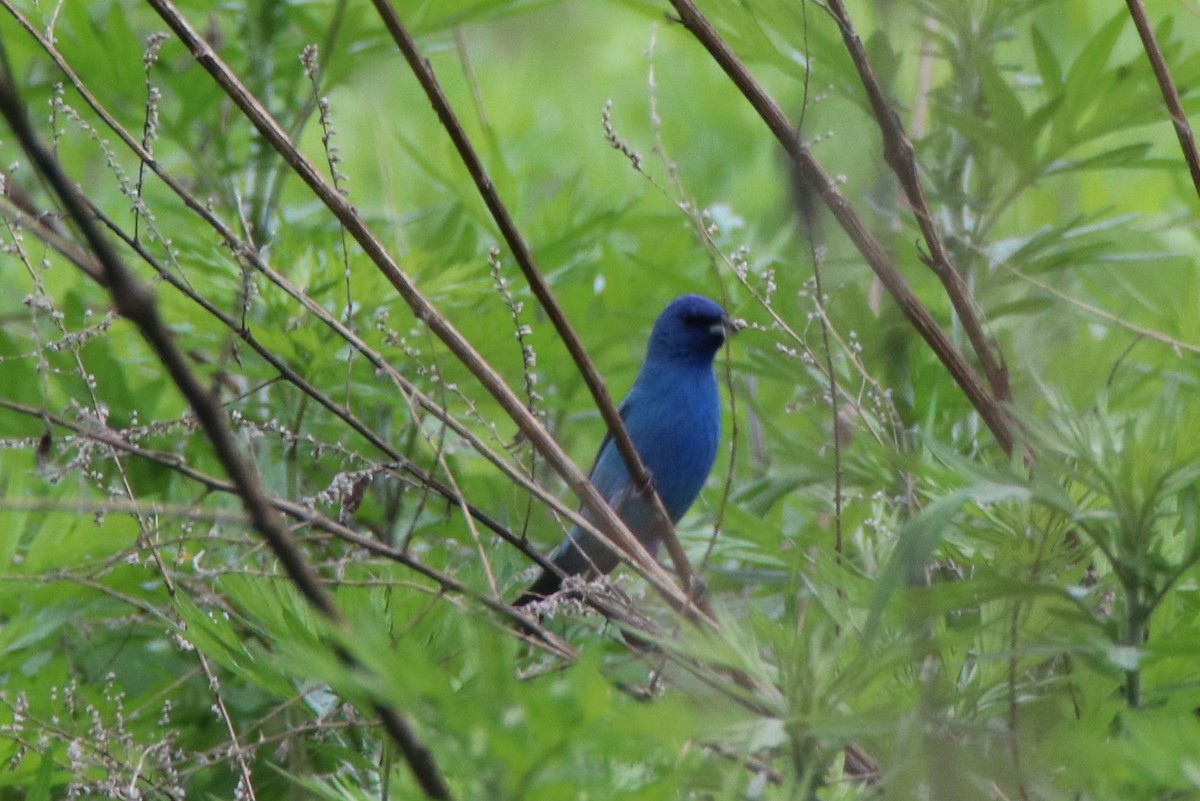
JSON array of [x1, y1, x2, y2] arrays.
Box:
[[645, 294, 733, 365]]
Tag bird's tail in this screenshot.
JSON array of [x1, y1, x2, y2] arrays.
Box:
[[512, 567, 562, 608], [512, 531, 605, 608]]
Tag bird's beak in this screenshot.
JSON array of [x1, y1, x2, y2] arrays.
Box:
[[712, 315, 740, 339]]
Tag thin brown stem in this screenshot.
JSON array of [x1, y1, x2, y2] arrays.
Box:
[[811, 256, 843, 557], [1124, 0, 1200, 205], [794, 5, 842, 557]]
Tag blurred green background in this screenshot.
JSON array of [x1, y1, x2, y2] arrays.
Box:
[[1, 0, 1199, 798]]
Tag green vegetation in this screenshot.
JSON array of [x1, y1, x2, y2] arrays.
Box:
[[1, 0, 1198, 798]]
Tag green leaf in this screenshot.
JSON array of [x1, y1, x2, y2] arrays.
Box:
[[983, 62, 1037, 174], [1043, 142, 1154, 175], [863, 491, 969, 642], [1054, 10, 1130, 150], [1031, 23, 1063, 89], [26, 752, 55, 801]]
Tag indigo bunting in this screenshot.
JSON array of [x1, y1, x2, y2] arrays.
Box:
[[514, 294, 732, 606]]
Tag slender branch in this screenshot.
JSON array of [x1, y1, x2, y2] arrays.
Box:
[[1123, 0, 1200, 205], [141, 0, 700, 616], [0, 196, 107, 284], [0, 68, 453, 801], [369, 0, 704, 608], [811, 255, 844, 556], [822, 0, 1011, 404], [665, 0, 1016, 456], [642, 35, 739, 581], [263, 0, 351, 236]]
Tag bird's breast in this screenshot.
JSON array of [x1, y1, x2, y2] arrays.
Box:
[[626, 364, 721, 521]]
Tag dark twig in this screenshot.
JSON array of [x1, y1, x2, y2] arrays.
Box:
[[666, 0, 1016, 456], [262, 0, 350, 238], [639, 34, 737, 581], [810, 253, 844, 556], [823, 0, 1011, 404], [0, 197, 105, 284], [369, 0, 707, 612], [1124, 0, 1200, 205], [0, 67, 453, 801]]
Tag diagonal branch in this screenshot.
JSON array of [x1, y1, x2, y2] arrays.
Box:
[[665, 0, 1016, 456], [1123, 0, 1200, 205], [823, 0, 1011, 404], [0, 65, 453, 801], [369, 0, 705, 609]]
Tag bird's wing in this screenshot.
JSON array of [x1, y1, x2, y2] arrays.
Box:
[[587, 389, 637, 499]]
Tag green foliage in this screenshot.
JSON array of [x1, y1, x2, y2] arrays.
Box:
[[2, 0, 1200, 799]]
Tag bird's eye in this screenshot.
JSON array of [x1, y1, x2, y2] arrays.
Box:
[[682, 312, 715, 327]]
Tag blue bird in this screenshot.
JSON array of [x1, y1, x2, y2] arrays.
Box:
[[514, 294, 732, 606]]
